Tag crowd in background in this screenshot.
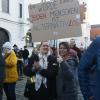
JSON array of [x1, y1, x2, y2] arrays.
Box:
[[0, 36, 100, 100]]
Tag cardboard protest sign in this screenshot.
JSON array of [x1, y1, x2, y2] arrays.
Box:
[[29, 0, 82, 42]]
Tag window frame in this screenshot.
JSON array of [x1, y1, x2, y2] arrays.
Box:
[[19, 3, 22, 18], [2, 0, 9, 13]]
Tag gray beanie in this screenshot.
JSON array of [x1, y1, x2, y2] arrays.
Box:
[[2, 42, 11, 50]]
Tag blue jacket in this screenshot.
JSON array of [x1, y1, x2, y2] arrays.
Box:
[[78, 37, 100, 100]]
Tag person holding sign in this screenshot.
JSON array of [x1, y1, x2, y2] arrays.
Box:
[[56, 42, 78, 100]]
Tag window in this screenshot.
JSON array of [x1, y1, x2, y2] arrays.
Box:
[[2, 0, 9, 13], [19, 3, 22, 18]]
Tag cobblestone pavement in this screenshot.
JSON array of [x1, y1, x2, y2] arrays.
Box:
[[3, 76, 84, 100], [3, 76, 28, 100]]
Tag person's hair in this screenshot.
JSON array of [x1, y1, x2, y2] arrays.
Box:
[[24, 46, 27, 49], [59, 42, 70, 51], [28, 54, 39, 65], [13, 44, 17, 47], [39, 42, 43, 49], [70, 38, 75, 41], [50, 46, 57, 55]]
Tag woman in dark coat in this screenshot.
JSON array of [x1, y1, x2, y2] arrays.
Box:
[[24, 54, 48, 100], [39, 55, 58, 100], [24, 53, 58, 100], [56, 42, 78, 100]]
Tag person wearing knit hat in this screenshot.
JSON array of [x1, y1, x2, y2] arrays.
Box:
[[2, 42, 18, 100], [3, 42, 11, 49], [2, 42, 12, 54]]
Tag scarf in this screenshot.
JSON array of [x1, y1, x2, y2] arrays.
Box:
[[35, 53, 48, 91]]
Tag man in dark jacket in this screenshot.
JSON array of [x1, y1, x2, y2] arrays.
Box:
[[22, 46, 29, 66], [78, 36, 100, 100], [0, 49, 5, 100]]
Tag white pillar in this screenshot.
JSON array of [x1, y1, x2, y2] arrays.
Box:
[[0, 0, 2, 12]]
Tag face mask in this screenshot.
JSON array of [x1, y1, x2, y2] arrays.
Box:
[[3, 48, 11, 54], [6, 49, 11, 53]]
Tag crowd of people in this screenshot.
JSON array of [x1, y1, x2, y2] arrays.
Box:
[[0, 36, 100, 100]]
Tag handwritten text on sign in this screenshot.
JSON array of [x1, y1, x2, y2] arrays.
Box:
[[29, 0, 82, 42]]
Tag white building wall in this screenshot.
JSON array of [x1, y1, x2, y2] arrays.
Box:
[[0, 0, 91, 49], [0, 0, 30, 48]]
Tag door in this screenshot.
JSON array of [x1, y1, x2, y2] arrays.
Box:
[[0, 28, 9, 48]]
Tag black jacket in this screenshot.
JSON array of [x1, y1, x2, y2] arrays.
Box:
[[0, 51, 5, 88], [56, 60, 77, 100], [24, 54, 58, 100], [39, 55, 59, 100], [22, 49, 29, 59]]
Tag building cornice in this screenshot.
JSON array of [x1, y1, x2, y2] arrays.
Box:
[[0, 18, 29, 25]]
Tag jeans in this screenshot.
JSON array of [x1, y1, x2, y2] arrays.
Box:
[[17, 60, 23, 76], [23, 59, 28, 66], [4, 83, 16, 100]]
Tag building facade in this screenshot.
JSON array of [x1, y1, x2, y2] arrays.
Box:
[[0, 0, 91, 49], [0, 0, 30, 48]]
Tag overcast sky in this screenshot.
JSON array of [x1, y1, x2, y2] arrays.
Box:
[[87, 0, 100, 25]]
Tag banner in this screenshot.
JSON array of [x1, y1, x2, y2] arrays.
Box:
[[29, 0, 82, 42]]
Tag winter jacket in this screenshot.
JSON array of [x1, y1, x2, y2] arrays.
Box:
[[22, 49, 29, 59], [78, 36, 100, 100], [71, 46, 81, 60], [0, 53, 5, 88], [24, 54, 58, 100], [56, 59, 77, 100], [4, 51, 18, 83]]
